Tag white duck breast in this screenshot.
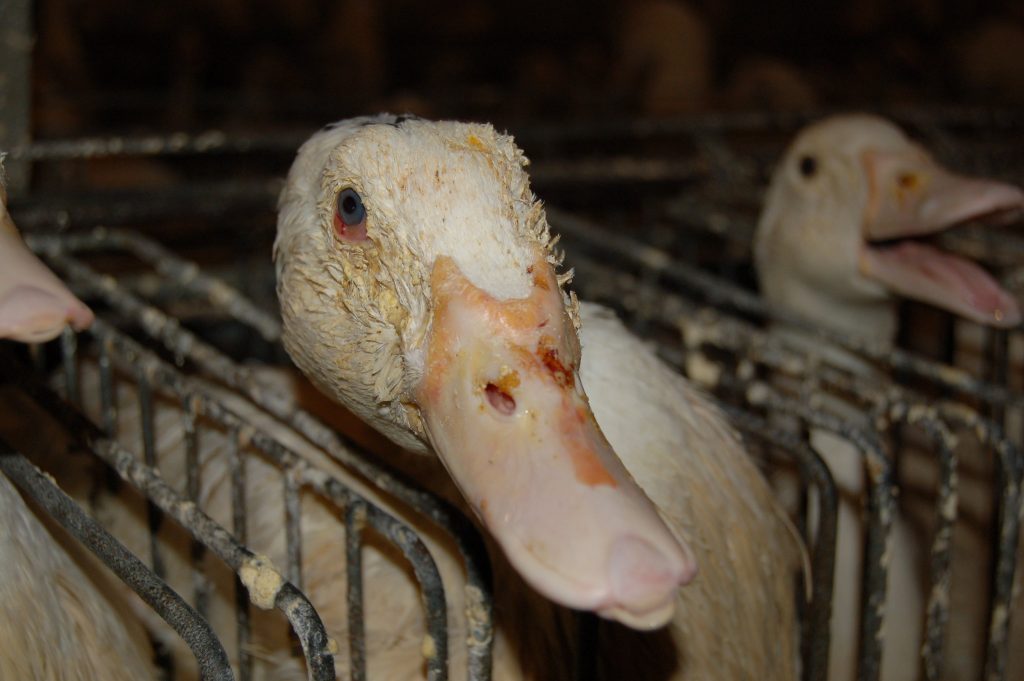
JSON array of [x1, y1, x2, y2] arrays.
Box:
[[276, 114, 802, 679]]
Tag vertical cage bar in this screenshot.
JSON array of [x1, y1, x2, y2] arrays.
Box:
[[0, 0, 32, 193], [283, 468, 303, 589], [97, 338, 117, 436], [60, 327, 80, 406], [228, 426, 252, 681], [136, 369, 165, 578], [915, 421, 957, 681], [984, 457, 1022, 681], [182, 393, 210, 621], [346, 500, 368, 681]]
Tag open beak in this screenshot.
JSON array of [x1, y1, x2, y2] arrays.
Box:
[[0, 208, 94, 343], [858, 148, 1024, 327], [416, 255, 695, 629]]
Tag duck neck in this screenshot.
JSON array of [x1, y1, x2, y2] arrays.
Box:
[[774, 280, 899, 350]]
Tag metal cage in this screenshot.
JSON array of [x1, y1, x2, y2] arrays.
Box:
[[0, 106, 1021, 681]]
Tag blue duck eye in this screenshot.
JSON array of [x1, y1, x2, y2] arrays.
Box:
[[336, 188, 366, 226]]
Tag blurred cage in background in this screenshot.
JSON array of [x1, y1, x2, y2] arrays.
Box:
[[1, 1, 1023, 676]]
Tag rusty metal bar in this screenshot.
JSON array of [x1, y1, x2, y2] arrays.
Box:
[[0, 444, 236, 681], [283, 468, 303, 589], [87, 314, 451, 679], [227, 426, 252, 681], [6, 129, 310, 161], [880, 407, 958, 681], [716, 401, 838, 681], [549, 210, 1024, 409], [182, 393, 211, 621], [346, 500, 368, 681], [135, 365, 167, 580], [92, 434, 336, 680], [31, 233, 494, 679]]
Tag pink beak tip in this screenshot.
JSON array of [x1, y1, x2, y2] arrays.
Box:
[[606, 535, 695, 619]]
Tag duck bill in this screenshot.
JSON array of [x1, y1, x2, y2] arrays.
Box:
[[859, 149, 1023, 327], [0, 205, 94, 342], [417, 255, 695, 629]]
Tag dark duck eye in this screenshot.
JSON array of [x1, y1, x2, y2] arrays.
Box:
[[334, 188, 368, 242], [798, 155, 817, 178]]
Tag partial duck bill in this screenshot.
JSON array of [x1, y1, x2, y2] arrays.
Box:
[[417, 255, 695, 630], [860, 148, 1023, 327], [0, 209, 94, 343]]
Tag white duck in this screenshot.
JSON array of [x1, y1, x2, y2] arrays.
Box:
[[754, 113, 1024, 681], [275, 115, 802, 678], [0, 157, 153, 681]]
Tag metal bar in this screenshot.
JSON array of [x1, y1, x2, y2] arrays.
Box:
[[657, 343, 839, 681], [283, 467, 303, 589], [33, 237, 494, 679], [736, 380, 893, 681], [5, 129, 311, 161], [137, 367, 166, 579], [547, 208, 1024, 409], [11, 180, 281, 230], [61, 326, 80, 406], [182, 393, 210, 621], [62, 227, 282, 342], [934, 405, 1023, 681], [82, 315, 444, 680], [0, 445, 236, 681], [98, 337, 118, 436], [362, 502, 449, 681], [883, 409, 958, 680], [346, 501, 368, 681], [717, 403, 838, 681], [0, 0, 32, 193], [90, 435, 336, 680], [227, 426, 252, 681]]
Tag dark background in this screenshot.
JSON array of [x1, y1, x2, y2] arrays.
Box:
[[30, 0, 1024, 138]]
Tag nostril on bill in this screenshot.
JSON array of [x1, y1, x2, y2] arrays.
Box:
[[485, 382, 516, 415]]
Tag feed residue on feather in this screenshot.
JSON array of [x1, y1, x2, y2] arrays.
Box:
[[239, 554, 284, 610], [686, 352, 721, 388], [421, 634, 437, 660], [466, 134, 487, 151]]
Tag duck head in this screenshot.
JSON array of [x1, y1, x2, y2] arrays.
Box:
[[754, 114, 1023, 344], [0, 156, 94, 342], [275, 116, 694, 629]]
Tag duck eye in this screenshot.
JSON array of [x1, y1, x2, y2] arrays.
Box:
[[333, 188, 368, 242], [336, 188, 366, 225], [798, 155, 817, 178]]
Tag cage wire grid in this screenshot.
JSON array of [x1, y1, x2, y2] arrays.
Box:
[[0, 107, 1019, 681]]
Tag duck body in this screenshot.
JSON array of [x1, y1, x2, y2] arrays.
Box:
[[576, 302, 799, 679], [0, 472, 155, 681], [754, 113, 1024, 681]]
